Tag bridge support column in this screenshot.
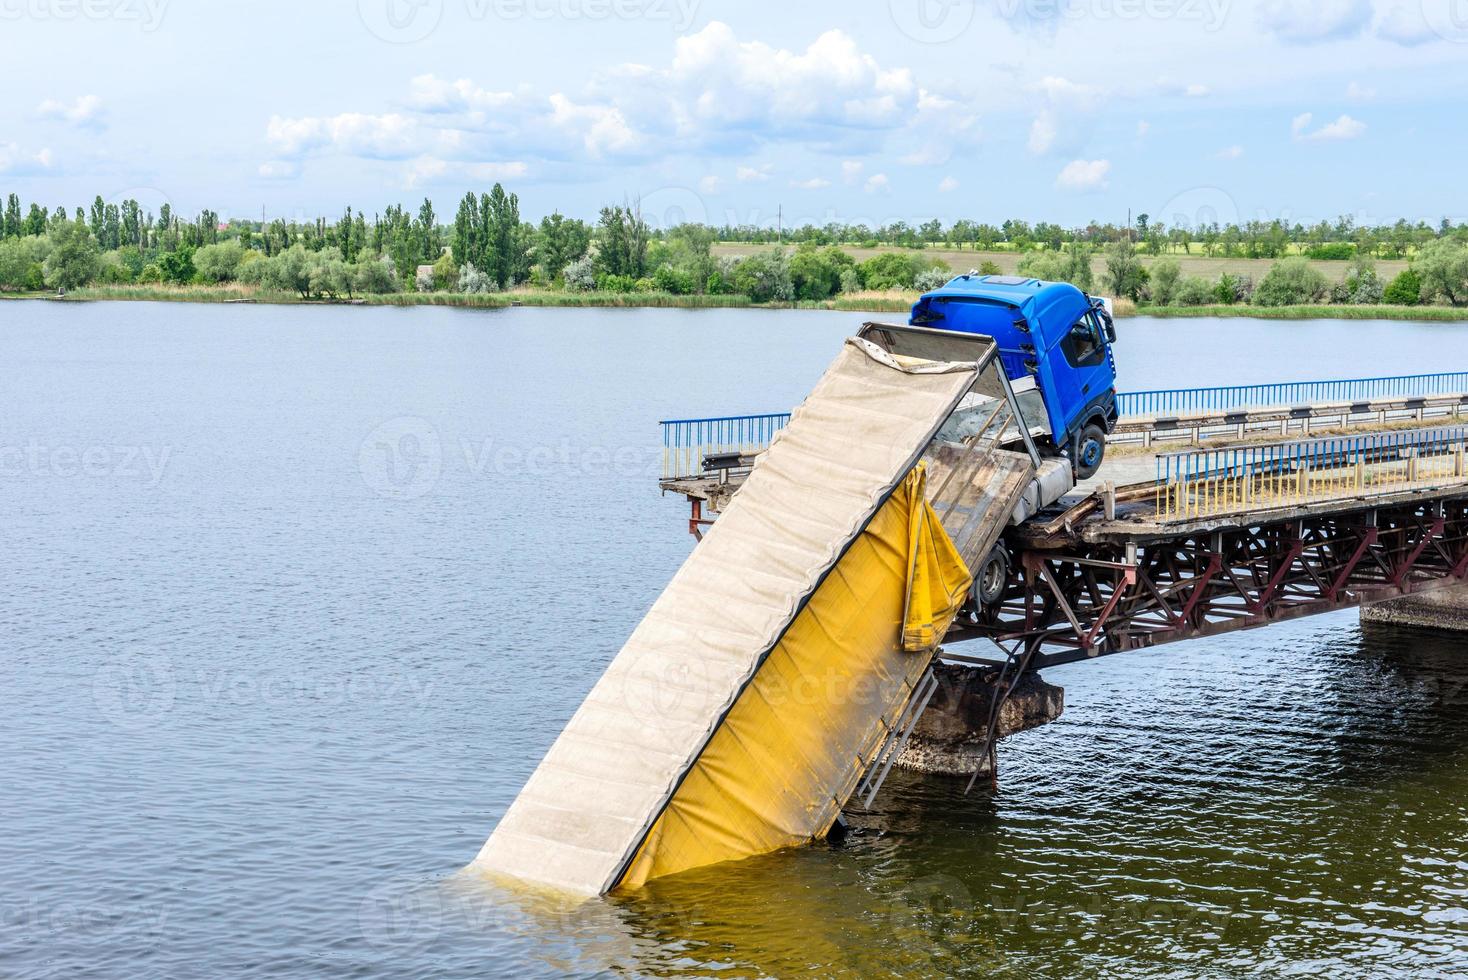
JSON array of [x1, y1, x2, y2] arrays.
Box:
[[1362, 582, 1468, 632], [896, 662, 1064, 776]]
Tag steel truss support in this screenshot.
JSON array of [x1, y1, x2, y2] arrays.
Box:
[[950, 497, 1468, 670]]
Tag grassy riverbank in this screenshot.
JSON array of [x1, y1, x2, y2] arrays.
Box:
[[7, 283, 1466, 321], [1131, 303, 1468, 321]]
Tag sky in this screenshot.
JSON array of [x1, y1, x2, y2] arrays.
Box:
[[2, 0, 1465, 231]]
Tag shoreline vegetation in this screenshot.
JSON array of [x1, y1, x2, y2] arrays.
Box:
[[3, 184, 1468, 319], [8, 284, 1468, 322]]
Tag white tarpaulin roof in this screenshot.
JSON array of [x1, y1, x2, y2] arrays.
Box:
[[470, 338, 987, 895]]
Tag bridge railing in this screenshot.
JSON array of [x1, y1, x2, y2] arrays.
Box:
[[1118, 372, 1468, 417], [661, 413, 791, 481], [1155, 426, 1468, 520], [661, 372, 1468, 481]]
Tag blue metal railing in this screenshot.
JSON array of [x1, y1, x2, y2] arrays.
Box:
[[661, 413, 791, 480], [1118, 371, 1468, 418], [661, 371, 1468, 481]]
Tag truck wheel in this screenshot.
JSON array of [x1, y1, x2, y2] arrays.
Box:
[[974, 545, 1009, 608], [1074, 424, 1107, 480]]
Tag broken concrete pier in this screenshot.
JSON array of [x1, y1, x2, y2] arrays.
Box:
[[1361, 582, 1468, 632], [896, 661, 1064, 776]]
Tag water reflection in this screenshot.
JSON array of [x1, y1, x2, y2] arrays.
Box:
[[448, 618, 1468, 978]]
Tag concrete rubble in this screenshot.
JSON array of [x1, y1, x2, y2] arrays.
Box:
[[897, 660, 1064, 776]]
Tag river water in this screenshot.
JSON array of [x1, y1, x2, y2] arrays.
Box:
[[3, 301, 1466, 978]]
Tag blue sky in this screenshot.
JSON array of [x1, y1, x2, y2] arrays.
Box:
[[2, 0, 1465, 230]]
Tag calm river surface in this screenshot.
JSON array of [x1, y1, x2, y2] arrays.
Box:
[[3, 301, 1467, 978]]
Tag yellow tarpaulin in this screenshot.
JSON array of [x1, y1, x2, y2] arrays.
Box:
[[616, 465, 971, 890]]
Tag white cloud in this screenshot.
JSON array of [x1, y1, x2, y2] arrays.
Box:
[[1293, 112, 1367, 141], [841, 161, 864, 184], [698, 175, 722, 193], [864, 173, 889, 193], [1345, 81, 1377, 101], [0, 143, 55, 176], [1055, 159, 1110, 191], [257, 160, 299, 180], [261, 23, 975, 180], [546, 94, 639, 158], [403, 156, 528, 189], [1215, 145, 1245, 159], [1155, 78, 1211, 98], [1033, 75, 1101, 105], [737, 165, 772, 182], [938, 176, 960, 193], [406, 74, 518, 113], [36, 94, 104, 128], [665, 23, 944, 137], [266, 113, 421, 159], [1028, 111, 1057, 154], [1136, 120, 1151, 138], [900, 145, 956, 166], [1374, 1, 1440, 44], [1257, 0, 1373, 42], [790, 177, 831, 189]]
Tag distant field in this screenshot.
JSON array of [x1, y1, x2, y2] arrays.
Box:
[[711, 244, 1410, 284]]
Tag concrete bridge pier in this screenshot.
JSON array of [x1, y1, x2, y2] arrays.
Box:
[[896, 661, 1064, 777], [1361, 582, 1468, 632]]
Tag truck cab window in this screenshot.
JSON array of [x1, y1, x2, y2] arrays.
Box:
[[1061, 312, 1106, 368]]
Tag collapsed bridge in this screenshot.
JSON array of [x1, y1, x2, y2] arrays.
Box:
[[474, 334, 1468, 897]]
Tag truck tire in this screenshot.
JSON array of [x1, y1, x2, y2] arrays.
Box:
[[1074, 424, 1107, 480], [974, 545, 1009, 608]]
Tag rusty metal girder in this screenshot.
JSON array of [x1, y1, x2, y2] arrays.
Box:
[[949, 497, 1468, 670]]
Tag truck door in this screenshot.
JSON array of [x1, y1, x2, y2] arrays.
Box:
[[1051, 309, 1110, 441]]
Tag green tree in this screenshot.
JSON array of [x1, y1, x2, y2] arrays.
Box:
[[1415, 239, 1468, 306], [0, 236, 47, 290], [194, 241, 246, 283], [733, 249, 794, 302], [1103, 238, 1147, 300], [158, 245, 197, 284], [1149, 258, 1181, 305], [3, 193, 20, 238], [536, 212, 592, 279], [1253, 258, 1327, 306], [1383, 268, 1423, 306], [42, 219, 101, 290]]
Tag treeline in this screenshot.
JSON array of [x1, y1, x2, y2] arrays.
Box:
[[2, 186, 1467, 307], [0, 187, 947, 301], [720, 214, 1468, 260], [1028, 238, 1468, 309]]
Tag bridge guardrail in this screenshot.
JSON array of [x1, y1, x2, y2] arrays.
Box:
[[661, 413, 791, 481], [661, 372, 1468, 481], [1117, 371, 1468, 417], [1155, 426, 1468, 520]]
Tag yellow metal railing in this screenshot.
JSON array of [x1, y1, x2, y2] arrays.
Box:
[[1154, 429, 1468, 521]]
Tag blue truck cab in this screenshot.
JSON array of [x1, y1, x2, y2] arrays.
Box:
[[910, 275, 1119, 478]]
